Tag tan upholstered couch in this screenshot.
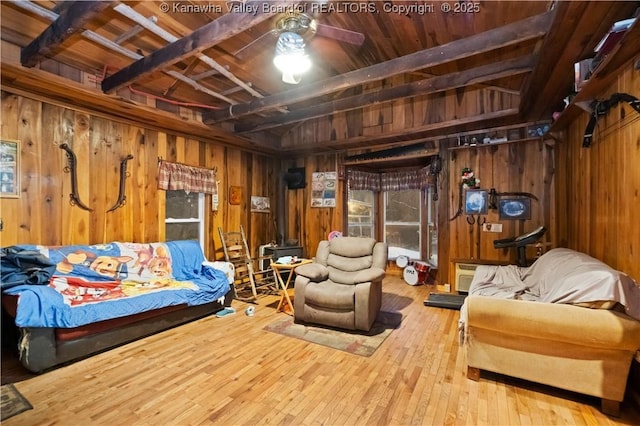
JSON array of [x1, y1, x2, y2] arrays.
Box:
[[460, 248, 640, 416]]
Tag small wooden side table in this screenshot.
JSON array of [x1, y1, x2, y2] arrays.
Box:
[[271, 259, 312, 315]]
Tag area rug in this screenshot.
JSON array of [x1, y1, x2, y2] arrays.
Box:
[[1, 384, 33, 421], [263, 311, 403, 357]]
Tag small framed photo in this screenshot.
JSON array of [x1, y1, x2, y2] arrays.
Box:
[[499, 198, 531, 220], [0, 140, 20, 198], [229, 185, 242, 205], [250, 196, 270, 213], [465, 189, 487, 215]]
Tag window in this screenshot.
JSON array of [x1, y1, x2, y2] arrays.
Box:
[[165, 190, 205, 251], [347, 189, 375, 238], [426, 186, 438, 267], [384, 189, 421, 260], [345, 167, 438, 267]]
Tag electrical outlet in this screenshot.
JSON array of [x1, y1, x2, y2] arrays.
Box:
[[443, 283, 451, 292], [483, 223, 503, 232]]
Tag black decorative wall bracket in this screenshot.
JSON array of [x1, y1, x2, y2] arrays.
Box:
[[583, 92, 640, 147], [59, 143, 93, 211], [107, 154, 134, 212], [60, 144, 135, 213]]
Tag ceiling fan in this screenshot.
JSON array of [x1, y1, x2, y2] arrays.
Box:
[[233, 10, 365, 60]]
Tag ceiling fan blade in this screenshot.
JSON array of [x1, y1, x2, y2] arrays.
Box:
[[315, 23, 365, 46], [233, 29, 279, 60]]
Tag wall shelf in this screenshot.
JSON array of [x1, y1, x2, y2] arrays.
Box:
[[549, 18, 640, 133], [448, 137, 541, 151]]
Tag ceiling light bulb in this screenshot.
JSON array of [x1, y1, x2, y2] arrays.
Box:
[[274, 32, 311, 83]]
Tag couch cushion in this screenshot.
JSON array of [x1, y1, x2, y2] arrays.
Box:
[[304, 281, 355, 310], [294, 263, 329, 281], [328, 237, 377, 258], [327, 253, 373, 273]]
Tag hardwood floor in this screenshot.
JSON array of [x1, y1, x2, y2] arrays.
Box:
[[2, 276, 639, 425]]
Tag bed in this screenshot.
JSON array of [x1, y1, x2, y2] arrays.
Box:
[[1, 240, 234, 373]]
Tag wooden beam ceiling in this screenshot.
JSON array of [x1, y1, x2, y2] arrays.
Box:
[[206, 11, 554, 123], [101, 0, 292, 93], [6, 1, 631, 157], [21, 1, 115, 67], [232, 55, 536, 133]]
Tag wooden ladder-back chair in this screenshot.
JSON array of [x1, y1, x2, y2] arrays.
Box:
[[218, 226, 277, 302]]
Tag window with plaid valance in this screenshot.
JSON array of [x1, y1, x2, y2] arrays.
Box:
[[347, 166, 432, 191], [158, 160, 217, 194]]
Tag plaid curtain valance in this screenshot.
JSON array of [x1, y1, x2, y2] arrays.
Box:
[[158, 160, 217, 194], [347, 170, 381, 191], [381, 167, 432, 191], [348, 167, 432, 191]]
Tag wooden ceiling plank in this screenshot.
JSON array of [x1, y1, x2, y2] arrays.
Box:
[[208, 11, 554, 123], [21, 0, 115, 67], [233, 55, 536, 133], [101, 0, 292, 94], [164, 57, 201, 97], [520, 1, 637, 120], [287, 109, 520, 153]]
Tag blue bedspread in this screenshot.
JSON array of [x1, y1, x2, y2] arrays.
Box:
[[3, 240, 230, 328]]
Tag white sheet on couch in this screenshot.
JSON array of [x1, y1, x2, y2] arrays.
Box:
[[467, 248, 640, 320]]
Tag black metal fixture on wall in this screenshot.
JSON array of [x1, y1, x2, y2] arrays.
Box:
[[583, 92, 640, 147], [283, 167, 306, 189]]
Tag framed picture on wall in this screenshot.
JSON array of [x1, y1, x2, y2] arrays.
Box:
[[250, 196, 270, 213], [464, 189, 487, 215], [0, 139, 20, 198], [229, 185, 242, 205], [498, 198, 531, 220]]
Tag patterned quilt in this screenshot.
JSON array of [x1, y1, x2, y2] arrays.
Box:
[[3, 240, 230, 328]]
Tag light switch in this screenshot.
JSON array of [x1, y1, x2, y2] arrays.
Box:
[[483, 223, 502, 232]]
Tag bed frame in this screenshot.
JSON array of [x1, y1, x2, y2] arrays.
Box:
[[3, 288, 234, 373]]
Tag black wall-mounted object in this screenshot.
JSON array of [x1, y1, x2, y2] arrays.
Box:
[[583, 92, 640, 147], [284, 167, 306, 189]]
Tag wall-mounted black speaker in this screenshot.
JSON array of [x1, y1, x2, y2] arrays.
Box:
[[284, 167, 306, 189]]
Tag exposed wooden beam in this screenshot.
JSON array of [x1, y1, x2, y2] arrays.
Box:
[[21, 1, 115, 67], [232, 55, 535, 133], [520, 1, 638, 120], [164, 57, 201, 98], [207, 11, 554, 123], [101, 0, 291, 93], [1, 62, 279, 154], [285, 109, 521, 153]]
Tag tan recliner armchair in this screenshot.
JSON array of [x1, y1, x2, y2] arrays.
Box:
[[293, 237, 388, 332]]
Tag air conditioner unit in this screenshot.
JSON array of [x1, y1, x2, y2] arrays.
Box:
[[455, 263, 478, 293]]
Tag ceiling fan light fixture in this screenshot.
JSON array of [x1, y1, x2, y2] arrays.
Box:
[[273, 32, 311, 84]]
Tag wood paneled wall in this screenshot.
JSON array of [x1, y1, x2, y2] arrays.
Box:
[[285, 138, 554, 286], [282, 153, 345, 258], [447, 139, 555, 267], [281, 78, 519, 148], [0, 91, 278, 261], [555, 60, 640, 281], [6, 64, 635, 287]]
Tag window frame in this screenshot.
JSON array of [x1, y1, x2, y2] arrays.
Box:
[[164, 190, 205, 253], [383, 189, 422, 261], [346, 188, 376, 239], [344, 181, 438, 267]]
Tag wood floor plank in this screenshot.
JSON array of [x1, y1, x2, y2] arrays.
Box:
[[2, 276, 639, 425]]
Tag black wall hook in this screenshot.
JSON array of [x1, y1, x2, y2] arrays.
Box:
[[60, 144, 93, 211]]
